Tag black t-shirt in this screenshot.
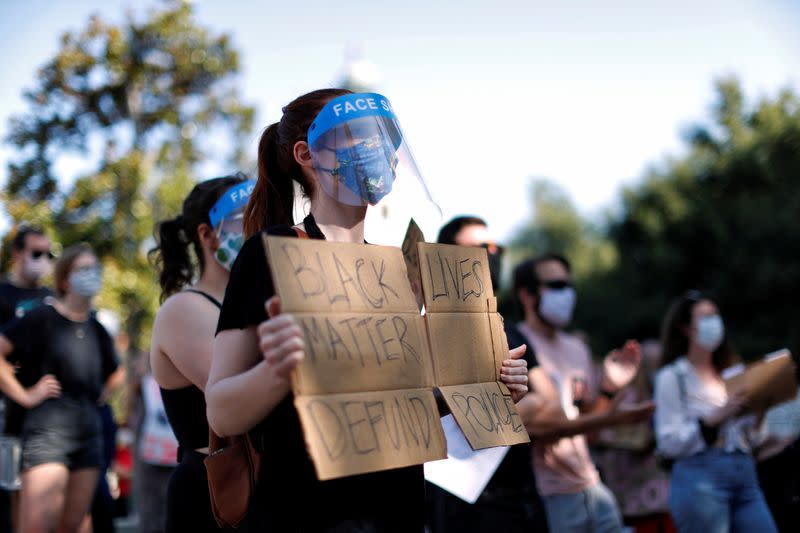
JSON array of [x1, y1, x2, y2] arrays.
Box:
[[483, 322, 539, 494], [217, 214, 425, 532], [0, 281, 54, 434], [0, 281, 52, 325], [1, 305, 119, 407]]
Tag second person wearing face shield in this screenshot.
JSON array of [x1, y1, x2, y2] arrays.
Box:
[[149, 175, 252, 532], [206, 89, 530, 532]]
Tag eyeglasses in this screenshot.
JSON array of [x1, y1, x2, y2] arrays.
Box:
[[540, 279, 573, 290], [30, 249, 54, 260]]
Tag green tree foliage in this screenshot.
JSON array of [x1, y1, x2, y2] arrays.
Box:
[[503, 179, 616, 322], [2, 1, 255, 356], [598, 77, 800, 359]]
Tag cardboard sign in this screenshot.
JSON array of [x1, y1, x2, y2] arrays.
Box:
[[263, 236, 446, 480], [265, 236, 419, 314], [295, 388, 442, 480], [724, 349, 797, 414], [418, 242, 529, 449], [401, 219, 425, 310]]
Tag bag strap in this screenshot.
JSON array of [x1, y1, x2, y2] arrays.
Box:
[[675, 365, 688, 409], [184, 289, 223, 309]]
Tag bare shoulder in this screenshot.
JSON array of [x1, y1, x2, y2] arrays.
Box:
[[156, 292, 217, 325]]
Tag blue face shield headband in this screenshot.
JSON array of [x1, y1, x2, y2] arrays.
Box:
[[208, 179, 256, 270], [308, 93, 404, 207]]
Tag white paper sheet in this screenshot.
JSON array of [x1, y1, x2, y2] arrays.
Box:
[[424, 414, 510, 504]]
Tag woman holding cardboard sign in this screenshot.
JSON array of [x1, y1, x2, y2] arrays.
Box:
[[654, 290, 777, 533], [206, 89, 529, 532]]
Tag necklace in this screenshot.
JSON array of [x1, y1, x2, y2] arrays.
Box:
[[76, 327, 85, 339]]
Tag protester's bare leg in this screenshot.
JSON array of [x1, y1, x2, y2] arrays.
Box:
[[20, 463, 69, 532], [58, 468, 99, 533]]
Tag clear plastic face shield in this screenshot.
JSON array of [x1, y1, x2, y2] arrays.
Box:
[[208, 179, 256, 270], [308, 93, 441, 245]]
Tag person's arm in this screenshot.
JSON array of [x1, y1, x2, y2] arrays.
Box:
[[579, 340, 642, 415], [520, 366, 654, 444], [206, 297, 303, 437], [150, 294, 219, 391], [0, 334, 61, 408], [99, 366, 126, 405]]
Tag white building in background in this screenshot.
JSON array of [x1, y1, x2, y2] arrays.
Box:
[[290, 45, 441, 247]]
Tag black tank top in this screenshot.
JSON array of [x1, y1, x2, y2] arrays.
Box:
[[159, 289, 221, 451]]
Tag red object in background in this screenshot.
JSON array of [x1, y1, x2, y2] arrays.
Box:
[[115, 444, 134, 498]]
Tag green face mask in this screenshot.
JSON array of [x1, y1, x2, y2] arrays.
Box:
[[214, 230, 244, 271]]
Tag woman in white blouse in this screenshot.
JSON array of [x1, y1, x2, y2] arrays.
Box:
[[654, 290, 777, 533]]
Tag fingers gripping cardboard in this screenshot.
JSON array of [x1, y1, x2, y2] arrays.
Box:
[[263, 236, 445, 480], [417, 242, 529, 449]]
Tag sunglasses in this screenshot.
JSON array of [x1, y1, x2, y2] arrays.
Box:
[[30, 249, 54, 260], [540, 279, 573, 290]]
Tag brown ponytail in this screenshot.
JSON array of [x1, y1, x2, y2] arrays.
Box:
[[244, 88, 352, 238], [150, 175, 247, 302]]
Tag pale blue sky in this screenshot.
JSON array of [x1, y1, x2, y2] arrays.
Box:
[[1, 0, 798, 240]]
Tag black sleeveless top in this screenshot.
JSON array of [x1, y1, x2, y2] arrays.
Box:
[[160, 290, 221, 452]]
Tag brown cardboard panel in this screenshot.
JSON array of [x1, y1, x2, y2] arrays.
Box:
[[263, 235, 418, 314], [425, 313, 496, 387], [291, 312, 435, 395], [488, 312, 508, 381], [401, 219, 426, 310], [724, 349, 797, 413], [295, 388, 447, 480], [417, 243, 493, 313], [439, 383, 530, 449]]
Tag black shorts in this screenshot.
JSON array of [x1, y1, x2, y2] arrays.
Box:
[[21, 399, 103, 472]]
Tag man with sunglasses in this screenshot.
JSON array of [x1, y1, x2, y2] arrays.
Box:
[[427, 216, 548, 533], [511, 253, 655, 533], [0, 225, 55, 533]]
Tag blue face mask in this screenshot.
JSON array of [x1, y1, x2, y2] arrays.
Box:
[[324, 136, 398, 205]]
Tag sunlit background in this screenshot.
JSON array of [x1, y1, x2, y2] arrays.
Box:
[[2, 0, 798, 240]]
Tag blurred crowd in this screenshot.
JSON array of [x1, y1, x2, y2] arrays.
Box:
[[1, 88, 799, 533]]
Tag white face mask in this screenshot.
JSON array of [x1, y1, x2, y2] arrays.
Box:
[[695, 314, 724, 352], [69, 268, 103, 298], [23, 255, 52, 283], [538, 287, 576, 328]]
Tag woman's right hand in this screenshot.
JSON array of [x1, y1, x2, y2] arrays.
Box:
[[24, 374, 61, 408], [704, 388, 750, 427], [257, 296, 305, 380]]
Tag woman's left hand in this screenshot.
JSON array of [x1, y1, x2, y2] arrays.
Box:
[[501, 344, 529, 403]]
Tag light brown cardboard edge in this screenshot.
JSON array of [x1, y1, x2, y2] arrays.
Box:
[[259, 233, 303, 394], [401, 219, 426, 312]]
